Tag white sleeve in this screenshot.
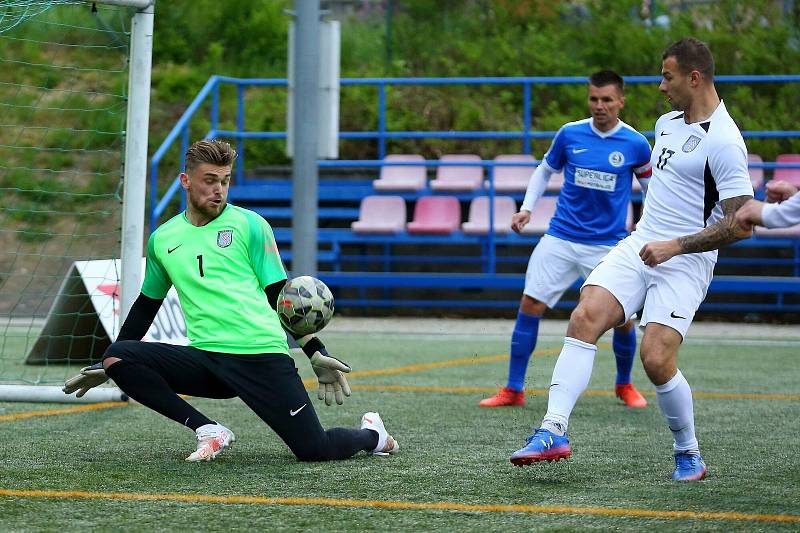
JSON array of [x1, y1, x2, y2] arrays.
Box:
[[637, 177, 650, 204], [761, 193, 800, 229], [708, 142, 754, 200], [520, 161, 555, 212]]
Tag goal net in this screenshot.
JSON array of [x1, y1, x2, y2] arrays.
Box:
[[0, 1, 147, 401]]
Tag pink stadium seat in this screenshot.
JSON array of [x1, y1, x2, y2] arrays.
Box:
[[545, 170, 564, 192], [430, 154, 484, 191], [521, 196, 558, 235], [406, 196, 461, 234], [462, 196, 517, 234], [489, 154, 536, 192], [373, 154, 427, 191], [748, 153, 764, 190], [351, 195, 407, 234], [774, 154, 800, 187]]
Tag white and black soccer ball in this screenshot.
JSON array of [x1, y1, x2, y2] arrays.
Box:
[[277, 276, 335, 336]]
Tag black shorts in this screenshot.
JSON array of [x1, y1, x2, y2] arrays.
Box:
[[104, 340, 330, 459]]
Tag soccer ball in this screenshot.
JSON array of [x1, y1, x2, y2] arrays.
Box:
[[277, 276, 335, 336]]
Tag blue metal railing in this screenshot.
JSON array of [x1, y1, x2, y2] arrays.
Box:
[[150, 74, 800, 231]]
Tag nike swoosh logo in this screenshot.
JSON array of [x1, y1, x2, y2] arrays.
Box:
[[660, 131, 671, 136], [572, 148, 588, 154], [167, 245, 182, 254], [289, 404, 307, 417], [670, 311, 686, 319]]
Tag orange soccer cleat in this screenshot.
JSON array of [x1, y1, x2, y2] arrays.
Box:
[[479, 387, 525, 407], [615, 383, 648, 408]]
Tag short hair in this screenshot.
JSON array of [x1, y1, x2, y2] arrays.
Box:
[[185, 139, 238, 172], [589, 70, 625, 94], [662, 38, 715, 80]]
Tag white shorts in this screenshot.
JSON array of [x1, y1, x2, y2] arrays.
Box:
[[582, 234, 715, 339], [524, 234, 615, 309]]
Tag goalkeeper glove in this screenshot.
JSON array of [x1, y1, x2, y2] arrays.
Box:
[[62, 362, 108, 398], [298, 335, 352, 406]]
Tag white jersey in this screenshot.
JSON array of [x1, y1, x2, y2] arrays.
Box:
[[762, 193, 800, 229], [634, 100, 753, 261]]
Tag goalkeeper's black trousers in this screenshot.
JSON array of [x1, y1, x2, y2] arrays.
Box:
[[103, 340, 378, 461]]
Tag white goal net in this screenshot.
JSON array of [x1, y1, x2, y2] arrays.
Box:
[[0, 0, 151, 401]]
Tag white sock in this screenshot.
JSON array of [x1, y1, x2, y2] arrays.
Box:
[[655, 369, 699, 453], [541, 337, 597, 435]]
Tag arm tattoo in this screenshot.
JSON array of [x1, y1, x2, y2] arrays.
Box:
[[677, 195, 752, 254]]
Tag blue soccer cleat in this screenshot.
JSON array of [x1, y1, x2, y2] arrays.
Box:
[[510, 428, 571, 466], [672, 452, 708, 481]]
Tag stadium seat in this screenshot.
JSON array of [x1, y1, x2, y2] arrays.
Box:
[[545, 170, 564, 192], [462, 196, 517, 234], [489, 154, 536, 192], [521, 196, 558, 235], [407, 196, 461, 234], [748, 153, 764, 191], [430, 154, 484, 191], [351, 195, 407, 234], [373, 154, 427, 191], [774, 154, 800, 187]]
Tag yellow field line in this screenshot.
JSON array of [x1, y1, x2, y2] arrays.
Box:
[[0, 488, 796, 523], [4, 338, 794, 425], [0, 401, 127, 422], [308, 345, 565, 384], [349, 384, 800, 401]]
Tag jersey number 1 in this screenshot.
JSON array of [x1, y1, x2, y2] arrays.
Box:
[[196, 254, 204, 277]]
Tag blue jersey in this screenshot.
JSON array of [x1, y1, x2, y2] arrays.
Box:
[[544, 118, 652, 245]]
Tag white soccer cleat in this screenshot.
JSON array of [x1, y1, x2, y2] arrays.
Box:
[[360, 412, 399, 456], [186, 423, 236, 462]]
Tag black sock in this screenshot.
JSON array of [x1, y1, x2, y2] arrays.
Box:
[[105, 360, 214, 431]]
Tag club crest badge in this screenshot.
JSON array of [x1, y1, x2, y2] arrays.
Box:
[[608, 151, 625, 167], [682, 135, 702, 153], [217, 229, 233, 248]]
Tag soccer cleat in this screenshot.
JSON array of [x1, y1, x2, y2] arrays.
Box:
[[479, 387, 525, 407], [510, 428, 571, 466], [185, 423, 236, 462], [360, 412, 399, 455], [672, 452, 708, 481], [615, 383, 648, 408]]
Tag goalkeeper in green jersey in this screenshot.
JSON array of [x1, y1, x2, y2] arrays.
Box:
[[63, 139, 398, 462]]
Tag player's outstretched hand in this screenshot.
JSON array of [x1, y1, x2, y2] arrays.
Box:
[[510, 211, 531, 234], [310, 350, 352, 406], [63, 362, 108, 397]]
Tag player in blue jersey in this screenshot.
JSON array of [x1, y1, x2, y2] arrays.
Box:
[[480, 71, 653, 409]]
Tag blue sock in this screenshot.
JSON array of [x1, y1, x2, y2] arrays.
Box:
[[612, 327, 637, 385], [506, 311, 540, 391]]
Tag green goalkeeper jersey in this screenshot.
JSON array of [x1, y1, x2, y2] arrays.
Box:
[[141, 204, 289, 355]]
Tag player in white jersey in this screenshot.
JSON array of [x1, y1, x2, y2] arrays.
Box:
[[735, 180, 800, 230], [509, 38, 754, 481], [479, 71, 652, 410]]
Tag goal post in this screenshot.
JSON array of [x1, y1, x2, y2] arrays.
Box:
[[0, 0, 154, 402]]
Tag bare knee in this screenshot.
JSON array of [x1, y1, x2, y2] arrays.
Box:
[[520, 294, 546, 316], [565, 286, 624, 343], [614, 319, 635, 334], [640, 326, 681, 385]]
